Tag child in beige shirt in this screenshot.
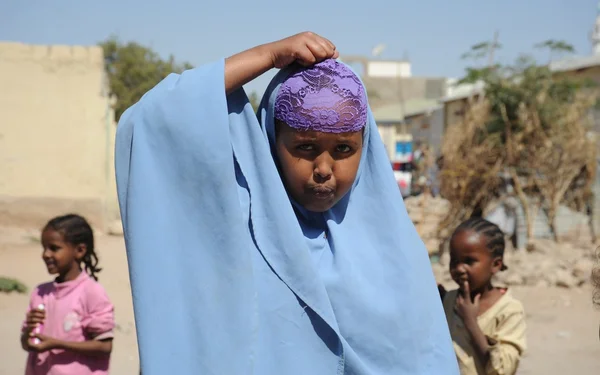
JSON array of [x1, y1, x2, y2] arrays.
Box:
[[439, 218, 526, 375]]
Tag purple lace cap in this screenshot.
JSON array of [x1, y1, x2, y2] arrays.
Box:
[[274, 59, 368, 133]]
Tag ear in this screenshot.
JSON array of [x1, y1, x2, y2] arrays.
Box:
[[74, 243, 87, 261], [491, 256, 503, 274]]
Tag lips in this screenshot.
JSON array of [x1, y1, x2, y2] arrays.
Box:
[[309, 186, 335, 200]]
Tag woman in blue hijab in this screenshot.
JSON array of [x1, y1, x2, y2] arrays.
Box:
[[115, 32, 458, 375]]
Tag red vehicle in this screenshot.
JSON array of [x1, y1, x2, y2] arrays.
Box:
[[391, 161, 413, 197]]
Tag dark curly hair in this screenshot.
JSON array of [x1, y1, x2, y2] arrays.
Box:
[[44, 214, 101, 281]]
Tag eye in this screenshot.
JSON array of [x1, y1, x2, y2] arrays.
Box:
[[336, 144, 352, 153], [296, 144, 315, 151]]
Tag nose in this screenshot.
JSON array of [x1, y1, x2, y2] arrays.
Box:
[[313, 153, 333, 182], [451, 263, 466, 275], [42, 247, 51, 259]]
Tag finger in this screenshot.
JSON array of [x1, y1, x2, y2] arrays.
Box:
[[27, 316, 43, 324], [29, 311, 44, 319], [462, 281, 471, 297], [30, 312, 44, 319], [295, 46, 318, 66], [305, 40, 329, 61], [30, 333, 46, 342], [29, 310, 43, 319], [315, 39, 335, 58], [26, 323, 39, 331], [318, 35, 336, 52], [474, 294, 481, 304]]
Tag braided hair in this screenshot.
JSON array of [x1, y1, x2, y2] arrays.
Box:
[[452, 217, 508, 271], [44, 214, 102, 281]]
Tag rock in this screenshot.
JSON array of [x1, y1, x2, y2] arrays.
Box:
[[572, 258, 593, 280], [107, 220, 123, 236], [523, 271, 542, 286], [500, 271, 524, 286], [431, 263, 446, 282], [555, 269, 578, 288], [405, 195, 449, 250], [439, 252, 451, 267], [423, 239, 440, 255], [535, 279, 552, 288]]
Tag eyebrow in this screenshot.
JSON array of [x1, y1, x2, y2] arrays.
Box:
[[290, 134, 318, 141], [335, 137, 359, 144], [287, 131, 362, 144]]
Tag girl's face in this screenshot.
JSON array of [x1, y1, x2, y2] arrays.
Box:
[[275, 121, 363, 212], [449, 229, 503, 293], [41, 228, 85, 281]]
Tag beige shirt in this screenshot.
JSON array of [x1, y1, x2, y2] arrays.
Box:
[[442, 289, 527, 375]]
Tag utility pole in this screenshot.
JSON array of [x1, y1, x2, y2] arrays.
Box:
[[488, 30, 499, 67], [477, 30, 499, 104]]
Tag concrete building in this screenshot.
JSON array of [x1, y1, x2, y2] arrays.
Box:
[[341, 55, 449, 160], [371, 99, 443, 159], [0, 42, 118, 230]]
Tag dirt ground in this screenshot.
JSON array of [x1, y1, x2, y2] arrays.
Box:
[[0, 226, 598, 374]]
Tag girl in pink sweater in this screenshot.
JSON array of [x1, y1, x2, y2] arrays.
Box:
[[21, 214, 115, 375]]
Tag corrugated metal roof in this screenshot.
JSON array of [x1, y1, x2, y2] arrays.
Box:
[[549, 54, 600, 72], [439, 80, 485, 103], [373, 99, 441, 123]]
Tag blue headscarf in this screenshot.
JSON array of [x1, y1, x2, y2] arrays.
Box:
[[115, 59, 458, 374]]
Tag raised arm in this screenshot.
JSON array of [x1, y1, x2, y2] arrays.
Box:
[[224, 32, 338, 94]]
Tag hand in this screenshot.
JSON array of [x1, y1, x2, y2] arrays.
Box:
[[455, 281, 480, 324], [28, 333, 60, 353], [24, 307, 45, 334], [267, 32, 339, 69]]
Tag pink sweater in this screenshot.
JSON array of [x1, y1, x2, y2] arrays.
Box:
[[22, 272, 115, 375]]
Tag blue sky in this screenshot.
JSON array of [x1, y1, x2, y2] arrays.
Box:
[[1, 0, 598, 94]]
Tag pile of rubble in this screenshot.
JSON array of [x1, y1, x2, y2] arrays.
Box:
[[404, 194, 450, 255], [404, 195, 597, 288], [432, 239, 597, 288]]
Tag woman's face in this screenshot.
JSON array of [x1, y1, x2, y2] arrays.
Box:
[[275, 121, 363, 212]]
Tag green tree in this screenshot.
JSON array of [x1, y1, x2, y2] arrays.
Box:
[[100, 36, 193, 121]]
